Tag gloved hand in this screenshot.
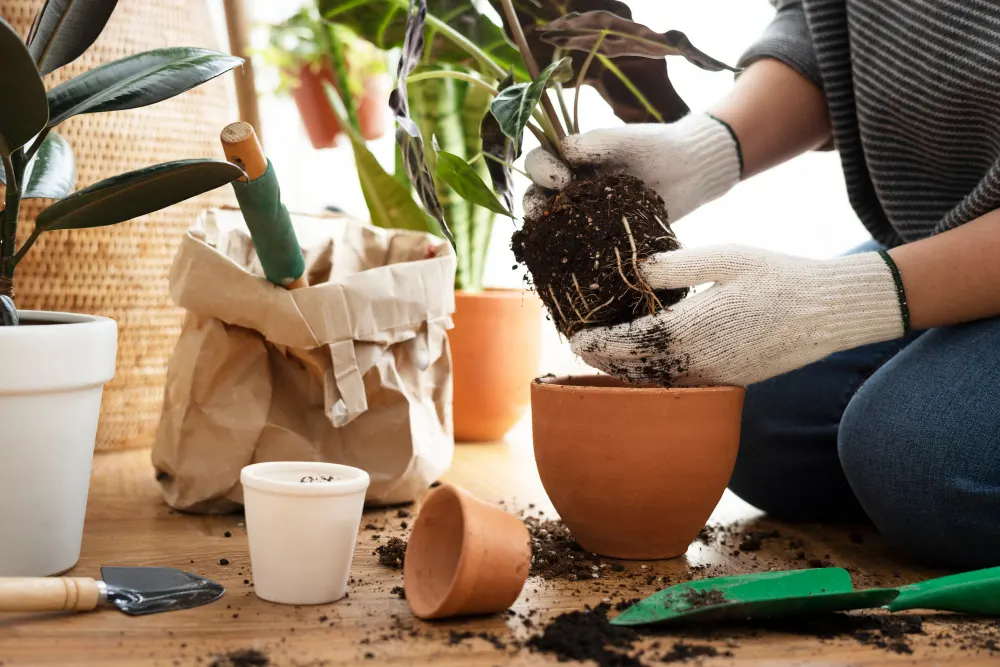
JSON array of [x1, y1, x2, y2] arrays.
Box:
[[570, 245, 910, 387], [523, 112, 742, 221]]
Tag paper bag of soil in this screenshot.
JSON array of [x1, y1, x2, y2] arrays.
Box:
[[151, 207, 456, 511]]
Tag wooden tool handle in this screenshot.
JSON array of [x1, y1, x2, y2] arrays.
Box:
[[221, 121, 268, 181], [0, 577, 103, 612]]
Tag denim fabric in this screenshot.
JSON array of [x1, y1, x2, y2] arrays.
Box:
[[731, 240, 1000, 568]]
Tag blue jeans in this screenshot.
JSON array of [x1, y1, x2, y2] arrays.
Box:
[[731, 240, 1000, 569]]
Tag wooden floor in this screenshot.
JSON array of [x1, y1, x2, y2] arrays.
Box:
[[1, 416, 998, 666]]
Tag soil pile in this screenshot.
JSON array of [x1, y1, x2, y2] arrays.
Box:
[[375, 537, 407, 569], [513, 173, 686, 339], [208, 648, 269, 667], [526, 603, 640, 667]]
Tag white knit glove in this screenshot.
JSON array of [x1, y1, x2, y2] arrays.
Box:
[[570, 245, 909, 387], [523, 112, 741, 221]]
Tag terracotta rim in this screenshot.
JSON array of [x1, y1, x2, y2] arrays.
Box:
[[532, 375, 745, 394], [406, 484, 469, 617]]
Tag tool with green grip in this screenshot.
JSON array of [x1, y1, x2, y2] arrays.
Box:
[[611, 566, 1000, 626], [221, 122, 307, 289]]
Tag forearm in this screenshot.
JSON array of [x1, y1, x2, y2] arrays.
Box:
[[709, 58, 831, 179], [888, 211, 1000, 330]]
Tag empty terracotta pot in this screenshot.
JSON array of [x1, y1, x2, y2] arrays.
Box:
[[403, 484, 530, 620], [531, 376, 745, 560], [450, 290, 542, 442], [290, 62, 342, 150]]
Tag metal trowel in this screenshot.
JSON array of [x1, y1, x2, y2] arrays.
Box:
[[0, 567, 225, 616]]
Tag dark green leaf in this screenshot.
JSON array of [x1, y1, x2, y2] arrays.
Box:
[[27, 0, 119, 75], [46, 47, 244, 128], [539, 12, 735, 72], [490, 58, 571, 144], [388, 0, 453, 247], [0, 295, 17, 326], [0, 132, 76, 199], [435, 151, 512, 218], [0, 17, 48, 157], [320, 0, 526, 79], [35, 159, 242, 233], [488, 0, 693, 123], [481, 73, 519, 213]]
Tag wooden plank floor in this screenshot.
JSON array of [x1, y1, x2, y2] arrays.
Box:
[[1, 416, 998, 666]]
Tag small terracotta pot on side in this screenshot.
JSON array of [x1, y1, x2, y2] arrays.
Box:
[[403, 484, 530, 620], [450, 290, 542, 442], [531, 376, 745, 560]]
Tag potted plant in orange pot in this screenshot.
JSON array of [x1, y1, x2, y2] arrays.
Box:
[[321, 0, 545, 443], [0, 6, 243, 576], [264, 7, 389, 148], [359, 0, 747, 558]]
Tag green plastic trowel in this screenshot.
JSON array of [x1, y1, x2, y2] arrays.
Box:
[[612, 566, 1000, 626]]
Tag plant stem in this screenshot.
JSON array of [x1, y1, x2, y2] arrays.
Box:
[[498, 0, 566, 144], [1, 150, 23, 297], [407, 70, 499, 97], [552, 48, 576, 134], [574, 32, 607, 135], [323, 23, 359, 131], [25, 127, 50, 164], [481, 151, 530, 179], [597, 54, 665, 123]]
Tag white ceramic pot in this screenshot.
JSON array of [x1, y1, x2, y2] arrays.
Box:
[[0, 311, 118, 576], [241, 461, 370, 605]]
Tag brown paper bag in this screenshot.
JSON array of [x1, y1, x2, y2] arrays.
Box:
[[151, 207, 456, 512]]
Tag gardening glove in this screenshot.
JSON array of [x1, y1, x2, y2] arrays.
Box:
[[523, 112, 741, 222], [569, 245, 909, 387]]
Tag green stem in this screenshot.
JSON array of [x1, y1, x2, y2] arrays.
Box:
[[574, 32, 607, 134], [25, 127, 50, 164], [1, 150, 23, 295], [407, 70, 499, 97], [597, 54, 665, 123], [552, 49, 576, 134], [323, 24, 359, 131], [481, 151, 530, 179]]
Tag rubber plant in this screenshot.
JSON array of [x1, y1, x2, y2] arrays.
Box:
[[343, 0, 737, 338], [0, 0, 245, 327]]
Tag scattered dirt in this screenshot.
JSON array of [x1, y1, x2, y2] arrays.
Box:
[[661, 641, 730, 663], [375, 537, 407, 569], [512, 172, 686, 342], [526, 603, 641, 667], [208, 648, 269, 667], [526, 515, 600, 581], [397, 509, 411, 518], [391, 585, 406, 599], [739, 530, 781, 552], [757, 612, 925, 654], [681, 588, 727, 609]]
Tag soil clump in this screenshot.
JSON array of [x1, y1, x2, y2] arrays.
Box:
[[512, 173, 686, 340], [375, 537, 407, 569]]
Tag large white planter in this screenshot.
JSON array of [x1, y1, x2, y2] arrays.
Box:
[[0, 311, 118, 576]]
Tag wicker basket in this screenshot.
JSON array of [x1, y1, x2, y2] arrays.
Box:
[[0, 0, 236, 451]]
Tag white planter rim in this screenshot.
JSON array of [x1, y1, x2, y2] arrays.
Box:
[[241, 462, 371, 497], [3, 310, 117, 328]]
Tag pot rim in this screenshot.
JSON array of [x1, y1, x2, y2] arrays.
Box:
[[405, 484, 470, 618], [241, 461, 371, 497], [532, 374, 745, 394], [0, 310, 116, 330]]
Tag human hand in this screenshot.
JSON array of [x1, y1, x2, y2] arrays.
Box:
[[523, 112, 742, 222], [570, 245, 909, 387]]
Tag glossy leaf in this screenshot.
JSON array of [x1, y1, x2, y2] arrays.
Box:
[[27, 0, 119, 75], [389, 0, 452, 246], [490, 57, 571, 144], [320, 0, 526, 79], [435, 151, 512, 218], [34, 159, 242, 233], [46, 47, 244, 128], [481, 73, 519, 213], [0, 132, 76, 199], [488, 0, 695, 123], [0, 17, 48, 157], [0, 295, 17, 326], [540, 12, 735, 72]]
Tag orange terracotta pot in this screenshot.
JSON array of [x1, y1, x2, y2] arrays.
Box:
[[356, 74, 389, 141], [290, 62, 342, 150], [531, 376, 745, 560], [449, 290, 542, 442], [403, 484, 531, 620]]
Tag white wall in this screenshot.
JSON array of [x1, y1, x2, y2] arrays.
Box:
[[210, 0, 871, 377]]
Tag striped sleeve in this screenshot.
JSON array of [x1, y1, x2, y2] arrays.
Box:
[[737, 0, 822, 89]]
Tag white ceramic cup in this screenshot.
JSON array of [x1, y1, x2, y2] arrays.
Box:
[[241, 461, 370, 605]]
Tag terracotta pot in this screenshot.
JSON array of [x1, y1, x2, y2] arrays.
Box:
[[356, 74, 389, 141], [403, 484, 530, 620], [531, 376, 745, 560], [450, 290, 542, 442], [290, 62, 342, 150]]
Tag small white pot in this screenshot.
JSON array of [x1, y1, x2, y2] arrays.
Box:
[[0, 311, 118, 576], [241, 461, 370, 605]]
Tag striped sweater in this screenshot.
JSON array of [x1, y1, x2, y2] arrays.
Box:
[[738, 0, 1000, 247]]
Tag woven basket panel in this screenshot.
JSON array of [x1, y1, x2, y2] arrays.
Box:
[[1, 0, 237, 451]]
